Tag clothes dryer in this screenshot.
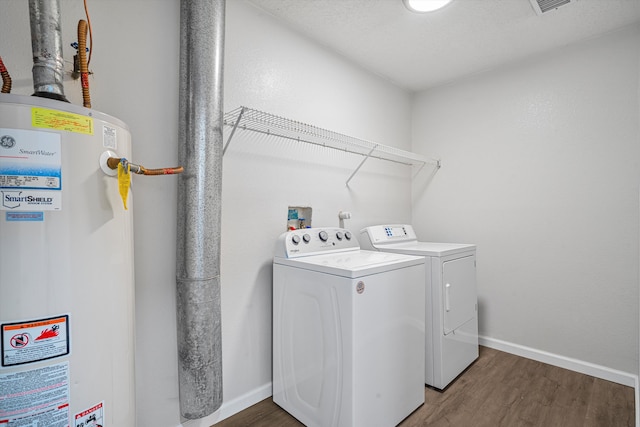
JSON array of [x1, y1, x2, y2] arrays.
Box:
[[360, 224, 478, 390], [273, 227, 425, 427]]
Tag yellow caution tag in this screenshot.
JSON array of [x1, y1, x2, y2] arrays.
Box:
[[32, 107, 94, 134], [117, 160, 131, 210]]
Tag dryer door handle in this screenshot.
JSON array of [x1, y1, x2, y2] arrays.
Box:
[[445, 283, 451, 312]]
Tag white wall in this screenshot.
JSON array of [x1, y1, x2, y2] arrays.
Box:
[[0, 1, 414, 426], [412, 25, 640, 376], [218, 2, 415, 425]]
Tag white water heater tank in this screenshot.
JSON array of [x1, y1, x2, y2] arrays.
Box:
[[0, 94, 135, 427]]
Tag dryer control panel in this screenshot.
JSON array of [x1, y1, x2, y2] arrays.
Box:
[[275, 227, 359, 258], [360, 224, 418, 247]]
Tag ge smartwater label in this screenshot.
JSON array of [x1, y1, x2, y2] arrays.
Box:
[[0, 128, 62, 211]]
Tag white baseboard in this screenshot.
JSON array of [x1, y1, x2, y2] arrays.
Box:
[[479, 335, 637, 388], [178, 382, 272, 427]]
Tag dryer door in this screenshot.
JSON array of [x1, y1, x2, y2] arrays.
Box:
[[442, 255, 477, 335]]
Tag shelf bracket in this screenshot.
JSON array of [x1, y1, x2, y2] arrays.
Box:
[[346, 145, 377, 186], [223, 106, 245, 156]]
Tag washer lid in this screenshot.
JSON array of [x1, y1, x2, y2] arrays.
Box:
[[375, 241, 476, 257], [273, 249, 424, 278]]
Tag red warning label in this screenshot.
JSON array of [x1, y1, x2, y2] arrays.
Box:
[[1, 315, 70, 367], [74, 401, 104, 427]]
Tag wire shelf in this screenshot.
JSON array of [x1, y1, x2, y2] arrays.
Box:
[[222, 106, 440, 184]]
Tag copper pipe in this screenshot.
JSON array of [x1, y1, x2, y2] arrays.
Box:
[[106, 157, 184, 175], [0, 56, 11, 93], [78, 20, 91, 108], [138, 166, 185, 175]]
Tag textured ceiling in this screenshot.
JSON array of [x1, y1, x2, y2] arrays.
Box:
[[246, 0, 640, 92]]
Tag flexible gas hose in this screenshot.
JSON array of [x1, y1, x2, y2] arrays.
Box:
[[0, 56, 12, 93], [83, 0, 93, 67], [107, 157, 184, 175], [78, 19, 91, 108]]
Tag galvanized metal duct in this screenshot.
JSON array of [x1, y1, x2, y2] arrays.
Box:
[[28, 0, 68, 101], [176, 0, 225, 420]]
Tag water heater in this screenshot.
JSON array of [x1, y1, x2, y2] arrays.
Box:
[[0, 94, 135, 427]]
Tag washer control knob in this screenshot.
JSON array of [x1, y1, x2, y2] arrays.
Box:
[[291, 235, 301, 245], [344, 231, 352, 240], [319, 231, 329, 242], [336, 231, 344, 240], [302, 234, 311, 243]]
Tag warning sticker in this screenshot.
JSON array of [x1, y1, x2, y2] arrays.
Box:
[[0, 128, 62, 211], [102, 125, 117, 150], [74, 401, 104, 427], [1, 315, 70, 368], [32, 107, 94, 135], [0, 361, 70, 426]]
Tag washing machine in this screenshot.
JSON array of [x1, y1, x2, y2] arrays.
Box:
[[360, 224, 478, 390], [273, 227, 425, 427]]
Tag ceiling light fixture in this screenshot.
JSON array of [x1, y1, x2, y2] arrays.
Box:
[[403, 0, 453, 13]]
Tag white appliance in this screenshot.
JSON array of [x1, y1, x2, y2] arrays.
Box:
[[0, 94, 135, 426], [360, 224, 478, 390], [273, 227, 425, 427]]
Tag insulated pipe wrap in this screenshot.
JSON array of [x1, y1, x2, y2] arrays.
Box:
[[176, 0, 225, 419], [28, 0, 67, 101]]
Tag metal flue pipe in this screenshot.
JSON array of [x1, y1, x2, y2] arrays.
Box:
[[176, 0, 225, 420], [28, 0, 68, 101]]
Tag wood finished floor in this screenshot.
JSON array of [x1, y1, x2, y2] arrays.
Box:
[[214, 346, 635, 427]]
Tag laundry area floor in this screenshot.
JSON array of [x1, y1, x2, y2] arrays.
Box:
[[214, 346, 634, 427]]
